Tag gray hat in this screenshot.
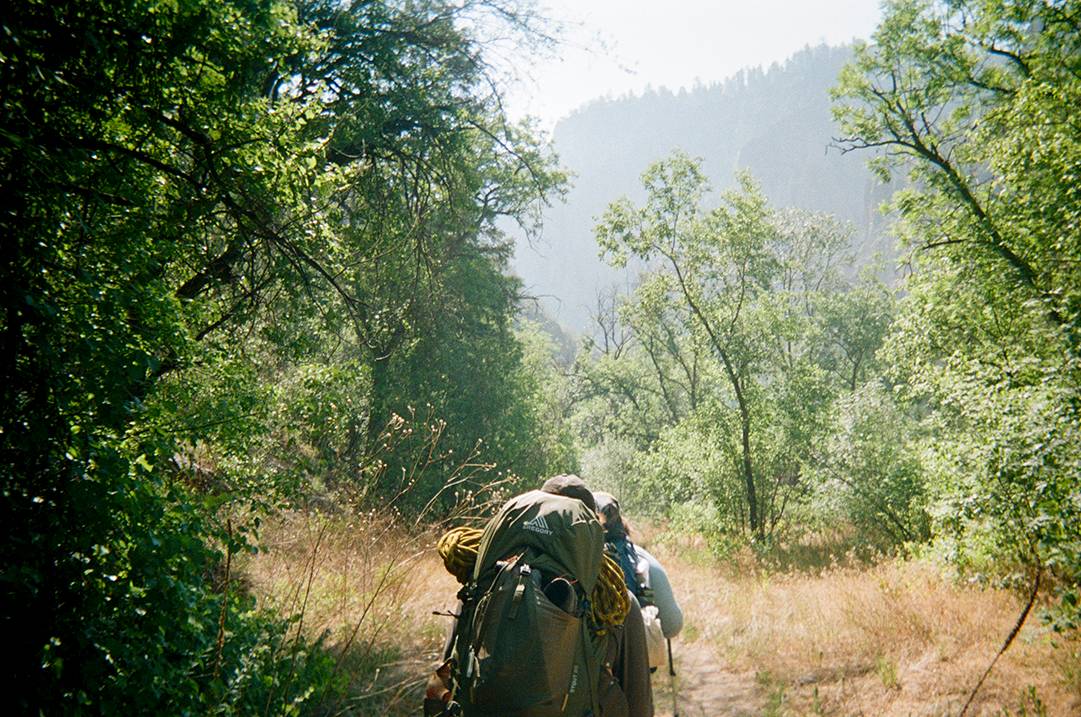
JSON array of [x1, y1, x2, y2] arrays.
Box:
[[540, 474, 597, 514]]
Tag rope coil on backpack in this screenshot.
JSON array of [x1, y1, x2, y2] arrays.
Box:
[[437, 526, 630, 629], [437, 526, 482, 584], [592, 551, 631, 631]]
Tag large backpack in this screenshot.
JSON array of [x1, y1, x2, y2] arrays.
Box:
[[449, 490, 609, 716]]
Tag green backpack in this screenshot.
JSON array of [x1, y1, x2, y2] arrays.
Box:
[[450, 490, 608, 716]]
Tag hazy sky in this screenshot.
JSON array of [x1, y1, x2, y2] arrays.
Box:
[[500, 0, 884, 128]]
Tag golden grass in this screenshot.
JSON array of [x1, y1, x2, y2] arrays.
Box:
[[240, 510, 458, 716], [647, 534, 1080, 716], [241, 512, 1079, 716]]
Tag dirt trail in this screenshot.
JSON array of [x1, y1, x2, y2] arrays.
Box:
[[651, 637, 763, 717], [645, 538, 768, 717]]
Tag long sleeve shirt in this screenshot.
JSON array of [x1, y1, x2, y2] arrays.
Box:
[[634, 546, 683, 639]]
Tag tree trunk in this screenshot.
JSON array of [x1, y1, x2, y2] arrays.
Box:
[[739, 403, 760, 538]]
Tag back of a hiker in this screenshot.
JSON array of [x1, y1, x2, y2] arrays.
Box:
[[593, 492, 683, 672], [426, 477, 643, 717]]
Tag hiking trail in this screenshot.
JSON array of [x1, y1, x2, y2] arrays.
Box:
[[652, 636, 763, 717]]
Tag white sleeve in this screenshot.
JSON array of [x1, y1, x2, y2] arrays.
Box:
[[635, 546, 683, 639]]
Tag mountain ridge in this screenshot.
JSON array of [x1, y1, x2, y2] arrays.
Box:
[[513, 43, 895, 333]]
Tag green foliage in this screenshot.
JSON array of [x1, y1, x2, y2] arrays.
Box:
[[809, 382, 930, 550], [594, 157, 783, 537], [585, 152, 896, 542], [1011, 686, 1049, 717], [513, 319, 580, 477], [634, 408, 743, 524], [834, 0, 1081, 624], [1, 0, 565, 711], [875, 654, 900, 691]]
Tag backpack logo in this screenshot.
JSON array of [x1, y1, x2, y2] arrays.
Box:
[[522, 514, 552, 536]]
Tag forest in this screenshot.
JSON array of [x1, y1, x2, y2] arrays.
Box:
[[1, 0, 1078, 714]]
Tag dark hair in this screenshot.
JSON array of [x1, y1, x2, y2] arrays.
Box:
[[592, 491, 630, 542]]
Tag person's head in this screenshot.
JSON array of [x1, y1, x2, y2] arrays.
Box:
[[592, 491, 631, 541], [540, 474, 597, 514]]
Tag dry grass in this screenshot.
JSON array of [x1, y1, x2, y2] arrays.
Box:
[[240, 512, 1079, 716], [648, 533, 1080, 716], [240, 510, 459, 716]]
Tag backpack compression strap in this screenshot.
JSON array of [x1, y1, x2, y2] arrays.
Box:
[[580, 610, 602, 717]]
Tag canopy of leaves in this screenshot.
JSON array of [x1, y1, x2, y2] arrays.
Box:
[[582, 152, 903, 544], [1, 0, 566, 711], [834, 0, 1081, 625]]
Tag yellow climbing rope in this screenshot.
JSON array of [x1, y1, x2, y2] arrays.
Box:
[[437, 526, 630, 629], [437, 526, 482, 584], [592, 551, 631, 630]]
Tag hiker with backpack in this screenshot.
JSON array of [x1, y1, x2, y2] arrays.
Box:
[[593, 492, 683, 673], [426, 475, 654, 717]]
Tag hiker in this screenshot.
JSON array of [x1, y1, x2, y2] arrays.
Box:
[[593, 492, 683, 672], [425, 475, 653, 717]]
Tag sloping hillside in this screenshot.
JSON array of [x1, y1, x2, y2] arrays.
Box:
[[514, 44, 895, 333]]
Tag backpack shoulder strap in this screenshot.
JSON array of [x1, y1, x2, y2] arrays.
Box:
[[580, 607, 602, 717], [608, 537, 644, 600]]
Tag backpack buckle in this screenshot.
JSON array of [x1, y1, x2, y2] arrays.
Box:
[[508, 563, 531, 620]]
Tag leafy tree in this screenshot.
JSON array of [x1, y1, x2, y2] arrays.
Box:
[[597, 156, 780, 537], [366, 248, 574, 510], [0, 0, 563, 711], [814, 268, 895, 391], [512, 318, 580, 478], [809, 382, 930, 550], [834, 0, 1081, 623], [571, 283, 702, 450], [592, 153, 886, 539]]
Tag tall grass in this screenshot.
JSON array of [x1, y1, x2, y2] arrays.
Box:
[[238, 411, 509, 715], [647, 532, 1080, 716], [242, 510, 458, 715]]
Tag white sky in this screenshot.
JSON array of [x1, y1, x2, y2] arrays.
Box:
[[500, 0, 884, 128]]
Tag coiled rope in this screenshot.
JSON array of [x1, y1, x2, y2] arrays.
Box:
[[593, 551, 632, 630], [437, 526, 482, 584], [437, 526, 630, 629]]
